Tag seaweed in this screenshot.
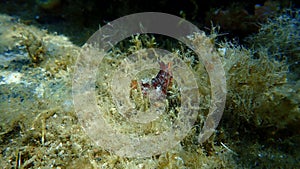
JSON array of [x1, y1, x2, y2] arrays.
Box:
[[0, 7, 299, 168]]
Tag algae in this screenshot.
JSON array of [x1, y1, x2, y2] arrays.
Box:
[[0, 6, 299, 169]]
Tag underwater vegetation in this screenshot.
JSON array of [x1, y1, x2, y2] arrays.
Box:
[[246, 9, 300, 79], [219, 9, 300, 168], [0, 1, 299, 168]]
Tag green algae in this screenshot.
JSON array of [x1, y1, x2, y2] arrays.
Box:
[[0, 7, 299, 169]]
